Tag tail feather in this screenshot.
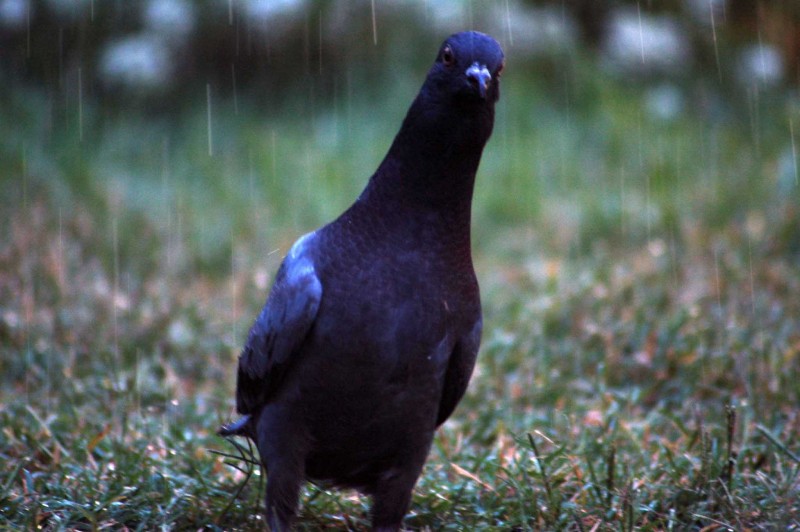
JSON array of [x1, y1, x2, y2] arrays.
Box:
[[217, 414, 252, 437]]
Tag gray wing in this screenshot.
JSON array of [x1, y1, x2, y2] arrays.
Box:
[[235, 233, 322, 415], [436, 317, 482, 427]]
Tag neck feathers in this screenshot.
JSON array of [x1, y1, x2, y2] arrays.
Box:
[[364, 89, 494, 212]]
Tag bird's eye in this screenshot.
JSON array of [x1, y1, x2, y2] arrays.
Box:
[[442, 45, 455, 66], [496, 61, 505, 78]]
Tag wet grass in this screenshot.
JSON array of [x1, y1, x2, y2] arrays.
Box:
[[1, 66, 799, 529]]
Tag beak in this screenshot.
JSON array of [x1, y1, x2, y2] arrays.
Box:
[[465, 62, 492, 99]]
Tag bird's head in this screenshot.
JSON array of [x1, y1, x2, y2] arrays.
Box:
[[428, 31, 505, 104], [375, 31, 505, 206]]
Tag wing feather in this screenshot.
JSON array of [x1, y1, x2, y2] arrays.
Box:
[[235, 234, 322, 414]]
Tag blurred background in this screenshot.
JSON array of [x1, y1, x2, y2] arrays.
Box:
[[2, 1, 800, 528], [3, 0, 798, 267]]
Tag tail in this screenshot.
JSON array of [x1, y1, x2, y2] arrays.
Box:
[[217, 414, 252, 437]]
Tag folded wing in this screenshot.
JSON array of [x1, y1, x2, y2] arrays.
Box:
[[236, 234, 323, 415]]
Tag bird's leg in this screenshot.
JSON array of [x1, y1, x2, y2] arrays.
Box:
[[264, 466, 302, 531], [256, 407, 307, 531], [370, 466, 423, 532]]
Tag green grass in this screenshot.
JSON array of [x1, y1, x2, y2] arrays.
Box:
[[1, 61, 799, 529]]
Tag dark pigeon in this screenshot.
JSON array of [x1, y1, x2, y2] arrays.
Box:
[[219, 31, 504, 531]]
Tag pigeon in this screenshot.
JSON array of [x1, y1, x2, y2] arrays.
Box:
[[219, 31, 504, 531]]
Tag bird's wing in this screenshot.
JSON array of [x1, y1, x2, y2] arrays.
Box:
[[436, 317, 483, 427], [235, 233, 323, 415]]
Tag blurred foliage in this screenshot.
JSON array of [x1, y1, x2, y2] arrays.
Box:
[[2, 0, 800, 102]]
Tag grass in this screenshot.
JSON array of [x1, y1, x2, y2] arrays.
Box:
[[1, 57, 799, 529]]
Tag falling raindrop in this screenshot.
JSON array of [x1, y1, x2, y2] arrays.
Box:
[[637, 111, 651, 240], [58, 206, 64, 284], [271, 129, 277, 180], [619, 165, 626, 237], [112, 216, 120, 367], [58, 29, 64, 87], [78, 67, 83, 142], [746, 233, 764, 354], [135, 348, 142, 418], [49, 206, 64, 413], [21, 143, 27, 209], [504, 0, 513, 46], [747, 87, 760, 158], [669, 226, 678, 288], [231, 63, 238, 115], [25, 0, 29, 57], [790, 118, 798, 186], [713, 247, 722, 319], [709, 0, 721, 82], [207, 83, 213, 156], [370, 0, 377, 45], [231, 230, 237, 348], [747, 235, 755, 317], [637, 2, 645, 64], [318, 10, 323, 76], [248, 147, 255, 201]]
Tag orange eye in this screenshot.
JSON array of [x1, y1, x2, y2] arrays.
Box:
[[442, 45, 455, 66], [496, 61, 505, 78]]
